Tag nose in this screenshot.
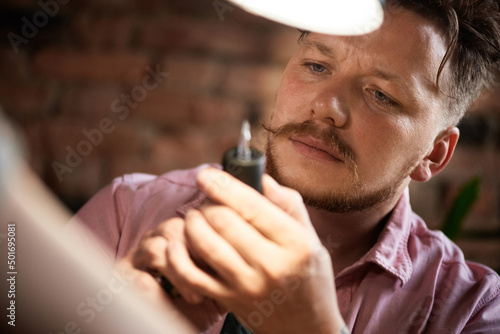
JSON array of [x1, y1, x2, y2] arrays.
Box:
[[309, 80, 349, 128]]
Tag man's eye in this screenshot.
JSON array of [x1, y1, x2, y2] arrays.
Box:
[[374, 90, 390, 103], [311, 63, 326, 73], [303, 62, 327, 74], [370, 89, 397, 107]]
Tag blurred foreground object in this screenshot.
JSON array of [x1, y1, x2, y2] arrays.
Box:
[[0, 112, 194, 334], [227, 0, 384, 35]]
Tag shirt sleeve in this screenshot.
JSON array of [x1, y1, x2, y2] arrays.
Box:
[[64, 175, 138, 267], [462, 274, 500, 333]]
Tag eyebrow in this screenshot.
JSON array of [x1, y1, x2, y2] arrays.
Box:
[[301, 40, 335, 57], [370, 69, 406, 86], [369, 69, 413, 97]]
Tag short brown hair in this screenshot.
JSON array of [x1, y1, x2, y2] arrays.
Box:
[[387, 0, 500, 125]]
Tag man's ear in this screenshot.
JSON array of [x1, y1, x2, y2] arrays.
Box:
[[410, 127, 460, 182]]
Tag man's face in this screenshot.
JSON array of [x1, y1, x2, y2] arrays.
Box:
[[266, 8, 450, 213]]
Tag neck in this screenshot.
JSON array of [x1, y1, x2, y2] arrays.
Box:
[[307, 190, 404, 276]]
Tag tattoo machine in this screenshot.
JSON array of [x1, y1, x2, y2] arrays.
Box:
[[222, 119, 266, 193], [161, 120, 265, 298]]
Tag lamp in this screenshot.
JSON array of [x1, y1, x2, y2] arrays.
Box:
[[227, 0, 385, 35]]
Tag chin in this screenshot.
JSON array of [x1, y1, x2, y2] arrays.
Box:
[[267, 145, 409, 214]]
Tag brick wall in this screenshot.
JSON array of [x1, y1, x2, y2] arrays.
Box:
[[0, 0, 294, 207], [0, 0, 499, 272]]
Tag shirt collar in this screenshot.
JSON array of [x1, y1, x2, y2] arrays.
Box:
[[354, 188, 414, 285]]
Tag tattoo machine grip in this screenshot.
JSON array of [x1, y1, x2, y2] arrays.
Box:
[[222, 147, 266, 194]]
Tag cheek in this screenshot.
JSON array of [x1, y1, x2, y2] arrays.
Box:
[[273, 72, 310, 127], [354, 115, 418, 177]]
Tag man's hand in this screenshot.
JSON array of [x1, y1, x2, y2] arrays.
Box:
[[115, 217, 227, 332], [164, 168, 345, 334]]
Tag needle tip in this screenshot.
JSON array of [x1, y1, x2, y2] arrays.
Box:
[[237, 119, 252, 161]]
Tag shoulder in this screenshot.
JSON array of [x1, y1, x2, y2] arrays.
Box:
[[70, 163, 221, 262], [106, 163, 220, 224], [408, 212, 499, 287], [407, 213, 500, 330], [109, 163, 219, 197]]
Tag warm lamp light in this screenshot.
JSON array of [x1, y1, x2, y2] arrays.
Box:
[[227, 0, 385, 35]]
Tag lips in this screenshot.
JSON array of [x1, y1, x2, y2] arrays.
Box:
[[289, 135, 344, 162]]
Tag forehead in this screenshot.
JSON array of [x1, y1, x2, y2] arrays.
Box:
[[297, 8, 450, 113]]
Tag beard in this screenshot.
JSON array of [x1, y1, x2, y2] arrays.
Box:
[[264, 120, 418, 214]]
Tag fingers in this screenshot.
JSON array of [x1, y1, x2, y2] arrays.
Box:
[[126, 217, 209, 304], [183, 209, 257, 285], [131, 218, 184, 275], [197, 205, 277, 265], [166, 238, 231, 302], [115, 253, 171, 303], [197, 168, 306, 245], [132, 236, 169, 271]]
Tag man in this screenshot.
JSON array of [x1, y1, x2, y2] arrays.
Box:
[[67, 0, 500, 333]]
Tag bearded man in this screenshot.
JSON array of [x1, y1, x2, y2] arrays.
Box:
[[67, 1, 500, 333]]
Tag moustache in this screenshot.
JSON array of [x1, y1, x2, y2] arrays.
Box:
[[262, 120, 357, 167]]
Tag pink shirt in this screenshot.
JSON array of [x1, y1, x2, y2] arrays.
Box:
[[67, 164, 500, 333]]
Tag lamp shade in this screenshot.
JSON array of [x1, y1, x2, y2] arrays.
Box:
[[227, 0, 384, 35]]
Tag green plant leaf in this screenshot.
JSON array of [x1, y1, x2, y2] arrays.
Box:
[[441, 175, 481, 241]]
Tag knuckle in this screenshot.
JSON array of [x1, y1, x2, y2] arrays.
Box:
[[143, 236, 167, 257], [134, 271, 159, 291], [242, 202, 262, 221], [269, 267, 288, 284], [292, 243, 328, 277], [284, 230, 309, 250], [155, 223, 170, 237], [261, 259, 284, 279], [297, 244, 315, 265], [137, 234, 152, 249], [133, 237, 168, 267], [286, 188, 304, 204], [157, 218, 184, 238], [313, 244, 332, 265], [239, 276, 267, 299], [286, 246, 314, 274]]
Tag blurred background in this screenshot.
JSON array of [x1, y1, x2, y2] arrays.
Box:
[[0, 0, 499, 272]]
